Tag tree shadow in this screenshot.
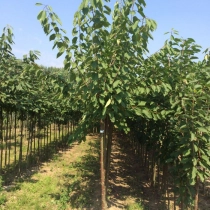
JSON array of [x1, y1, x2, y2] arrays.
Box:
[[0, 133, 72, 185], [108, 134, 167, 210]]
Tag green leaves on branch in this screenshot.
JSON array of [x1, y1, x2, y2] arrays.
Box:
[[36, 4, 69, 60], [35, 2, 210, 207]]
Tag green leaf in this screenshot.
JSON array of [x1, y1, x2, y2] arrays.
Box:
[[138, 101, 146, 106], [82, 7, 89, 15], [49, 34, 56, 41], [72, 37, 78, 44], [37, 11, 45, 22], [57, 51, 64, 58], [35, 3, 43, 6], [105, 98, 111, 108], [191, 167, 197, 180], [142, 109, 152, 119], [197, 170, 204, 182], [91, 61, 98, 69], [132, 20, 139, 31], [201, 155, 210, 165], [190, 132, 196, 141], [183, 149, 191, 157], [192, 158, 197, 166], [198, 127, 209, 133], [137, 0, 146, 7], [52, 12, 62, 25], [113, 80, 120, 88], [104, 5, 111, 15], [193, 144, 198, 152], [102, 107, 106, 116]]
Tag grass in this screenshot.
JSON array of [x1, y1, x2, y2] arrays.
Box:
[[0, 135, 100, 210], [126, 202, 145, 210], [0, 176, 6, 206]]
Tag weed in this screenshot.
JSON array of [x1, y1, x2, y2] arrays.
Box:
[[0, 176, 7, 206], [0, 176, 3, 192], [56, 188, 70, 210], [126, 202, 145, 210]]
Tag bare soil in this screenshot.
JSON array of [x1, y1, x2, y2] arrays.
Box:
[[107, 134, 210, 210]]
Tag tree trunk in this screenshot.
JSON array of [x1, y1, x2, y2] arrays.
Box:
[[194, 176, 199, 210], [105, 116, 113, 188], [100, 120, 106, 209], [0, 107, 3, 173]]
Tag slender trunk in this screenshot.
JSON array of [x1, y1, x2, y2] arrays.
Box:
[[67, 120, 69, 134], [43, 120, 46, 158], [104, 118, 108, 176], [33, 115, 36, 158], [173, 176, 176, 210], [152, 161, 157, 188], [37, 115, 40, 165], [100, 120, 106, 209], [26, 116, 30, 167], [50, 123, 51, 144], [157, 159, 160, 193], [58, 124, 60, 148], [194, 176, 199, 210], [19, 114, 24, 173], [30, 117, 33, 164], [105, 116, 113, 188], [46, 124, 49, 155], [5, 111, 9, 167], [14, 111, 17, 165], [0, 107, 3, 173], [162, 164, 168, 193], [8, 111, 12, 165], [39, 115, 42, 158]]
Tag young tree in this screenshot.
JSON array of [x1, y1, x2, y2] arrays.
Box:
[[37, 0, 156, 208]]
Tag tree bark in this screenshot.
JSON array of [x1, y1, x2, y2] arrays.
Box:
[[194, 176, 199, 210], [0, 107, 3, 173], [100, 120, 106, 209], [105, 116, 113, 188]]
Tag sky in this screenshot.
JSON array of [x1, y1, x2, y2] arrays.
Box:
[[0, 0, 209, 67]]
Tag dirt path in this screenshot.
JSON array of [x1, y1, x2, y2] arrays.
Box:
[[107, 134, 210, 210], [107, 134, 160, 210]]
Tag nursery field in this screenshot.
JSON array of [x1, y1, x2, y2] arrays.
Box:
[[1, 0, 210, 209], [1, 134, 210, 210]]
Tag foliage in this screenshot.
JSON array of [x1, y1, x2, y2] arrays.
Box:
[[35, 0, 210, 208], [36, 0, 157, 141], [36, 0, 210, 208], [0, 26, 79, 123], [126, 202, 144, 210], [0, 0, 209, 208], [128, 31, 210, 207]]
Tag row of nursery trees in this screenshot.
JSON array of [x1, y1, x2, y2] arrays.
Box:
[[36, 0, 210, 208], [0, 0, 209, 209], [0, 26, 82, 176]]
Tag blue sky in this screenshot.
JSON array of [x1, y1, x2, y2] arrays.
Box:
[[0, 0, 209, 67]]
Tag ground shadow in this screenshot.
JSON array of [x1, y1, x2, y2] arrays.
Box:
[[108, 133, 167, 210], [0, 134, 72, 185]]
